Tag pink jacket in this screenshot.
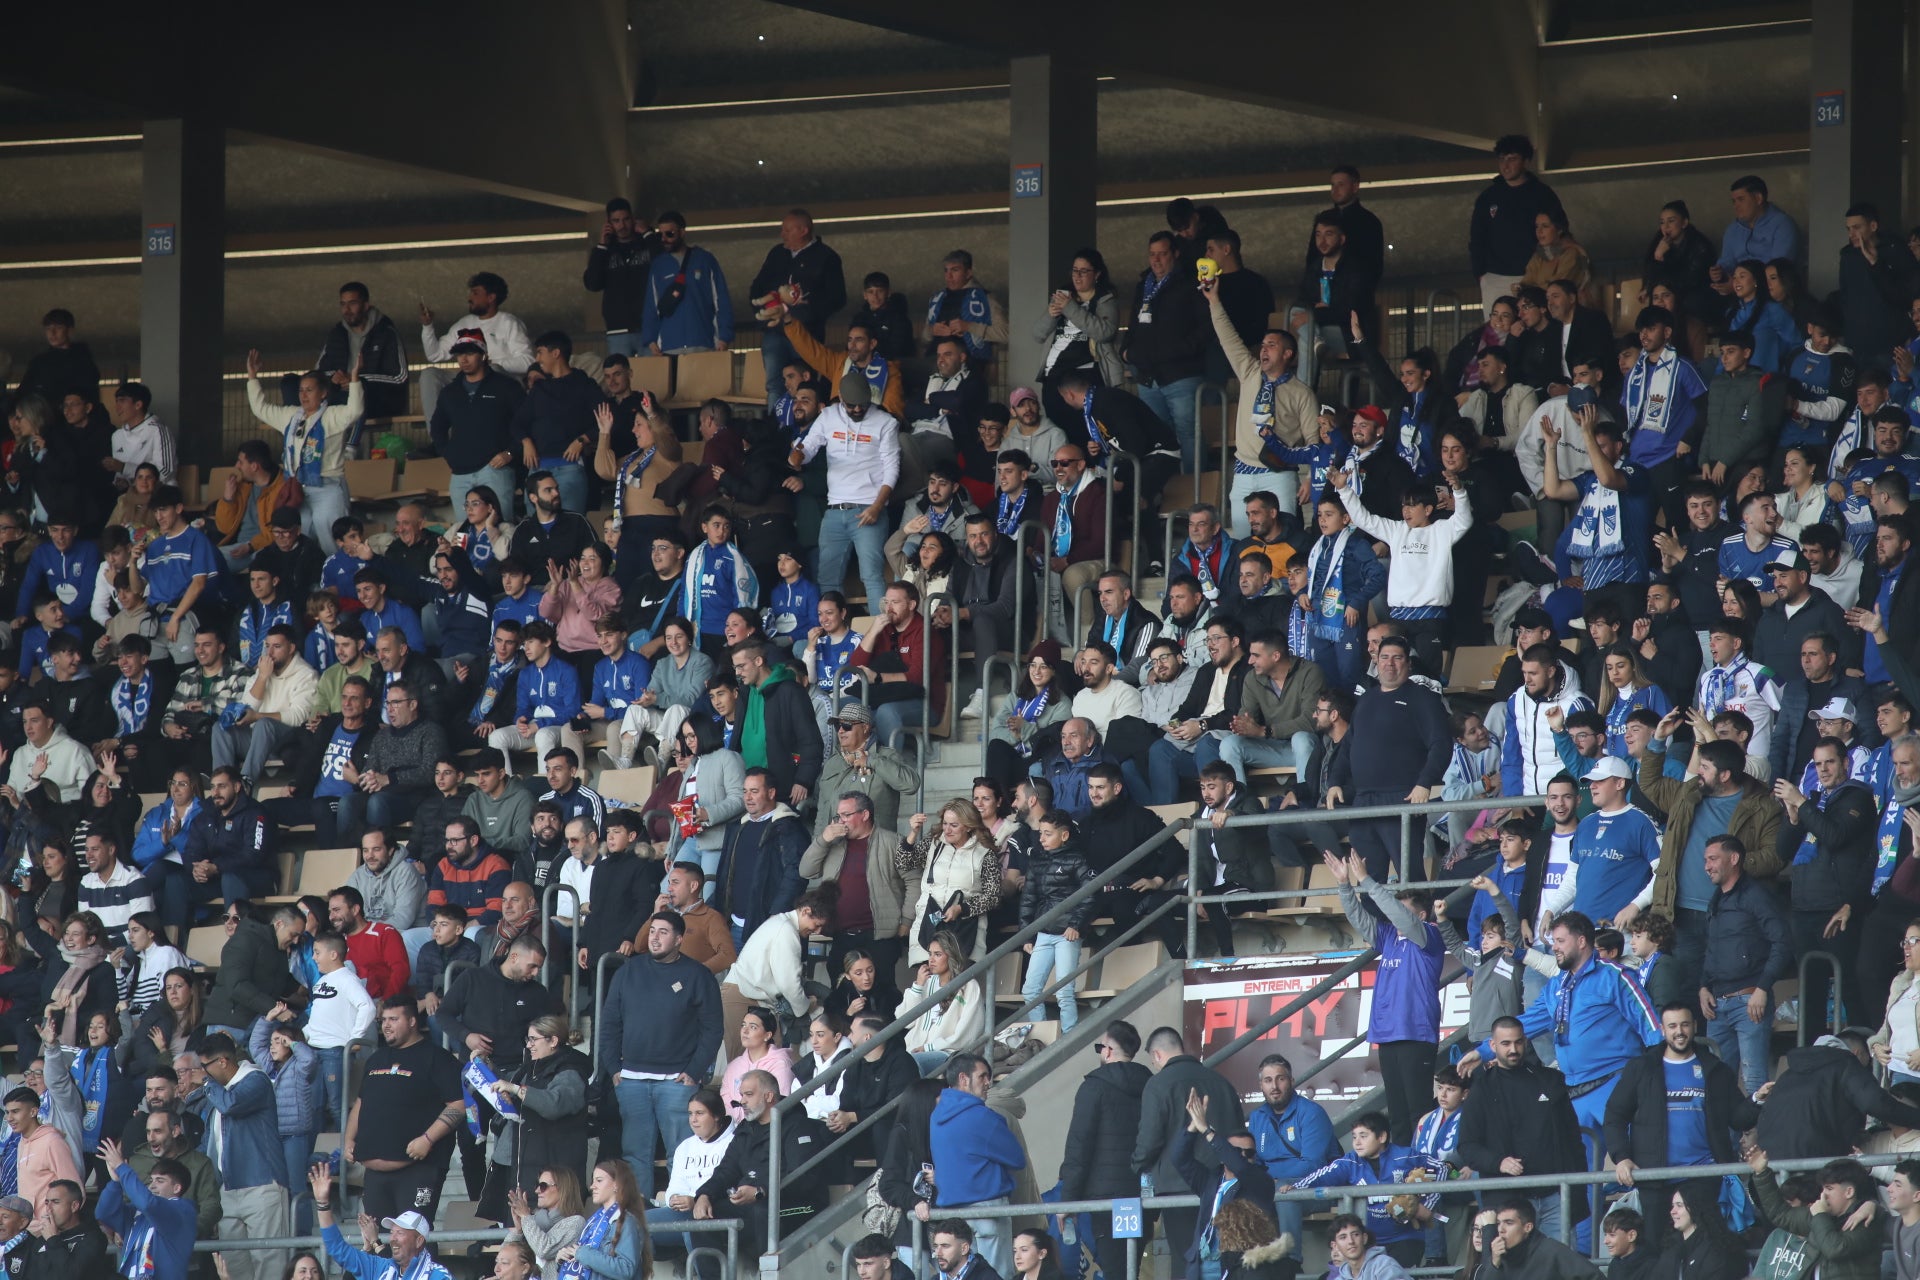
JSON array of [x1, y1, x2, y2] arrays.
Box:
[[719, 1045, 797, 1114], [538, 574, 622, 654]]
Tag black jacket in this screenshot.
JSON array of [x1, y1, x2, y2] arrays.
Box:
[[1455, 1060, 1588, 1187], [850, 294, 917, 362], [1644, 609, 1705, 711], [1173, 658, 1251, 730], [1342, 442, 1418, 523], [749, 239, 847, 338], [1172, 1127, 1276, 1269], [951, 537, 1025, 641], [1642, 226, 1720, 324], [430, 368, 526, 475], [1779, 779, 1876, 914], [204, 916, 296, 1029], [316, 310, 409, 418], [251, 533, 326, 607], [697, 1112, 833, 1222], [512, 512, 596, 587], [37, 672, 113, 745], [1059, 1058, 1152, 1200], [908, 369, 989, 441], [1602, 1044, 1761, 1169], [1124, 270, 1209, 386], [1699, 870, 1793, 997], [375, 652, 455, 735], [1192, 789, 1273, 892], [505, 1043, 590, 1190], [16, 344, 102, 409], [1547, 308, 1614, 389], [1084, 796, 1173, 880], [755, 675, 823, 799], [1082, 385, 1180, 459], [1753, 587, 1856, 678], [439, 963, 561, 1073], [1755, 1042, 1920, 1158], [511, 369, 605, 461], [1018, 832, 1095, 930], [1468, 172, 1567, 278], [1295, 252, 1378, 338], [581, 848, 658, 961], [17, 1223, 111, 1280], [714, 809, 810, 941], [1288, 731, 1353, 809], [1133, 1053, 1243, 1192], [1858, 550, 1920, 677], [837, 1038, 918, 1129], [584, 232, 662, 334]]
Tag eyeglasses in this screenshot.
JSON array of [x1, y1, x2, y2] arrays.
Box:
[[1049, 460, 1077, 469]]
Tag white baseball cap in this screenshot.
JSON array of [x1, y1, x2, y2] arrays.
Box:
[[1809, 697, 1859, 723], [1586, 756, 1633, 783], [381, 1212, 431, 1240]]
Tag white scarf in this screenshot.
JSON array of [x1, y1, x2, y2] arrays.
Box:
[[1623, 350, 1678, 437], [1566, 479, 1624, 559]]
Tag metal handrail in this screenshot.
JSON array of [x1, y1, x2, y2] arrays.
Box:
[[765, 817, 1192, 1242], [978, 652, 1014, 776], [885, 726, 929, 817], [1796, 947, 1844, 1046], [1193, 382, 1229, 511], [540, 881, 579, 991], [1098, 448, 1144, 601], [590, 949, 623, 1083], [1216, 381, 1235, 513], [1008, 519, 1042, 655]]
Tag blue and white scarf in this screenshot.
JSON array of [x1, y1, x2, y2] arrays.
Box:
[[283, 412, 327, 486], [1623, 350, 1680, 437], [1081, 391, 1116, 461], [1565, 478, 1625, 560], [118, 1213, 155, 1280], [617, 445, 659, 493], [472, 656, 522, 726], [238, 600, 294, 668], [1877, 787, 1911, 894], [1792, 787, 1845, 867], [1288, 592, 1312, 657], [995, 488, 1027, 535], [1016, 687, 1052, 723], [1252, 375, 1290, 439], [844, 357, 888, 399], [113, 671, 153, 737], [1053, 476, 1087, 556], [74, 1046, 109, 1152], [460, 1056, 521, 1138], [559, 1205, 623, 1280], [1102, 609, 1132, 656], [1307, 529, 1354, 641], [1700, 659, 1752, 719]]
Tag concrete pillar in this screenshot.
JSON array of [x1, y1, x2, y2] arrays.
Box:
[[1806, 0, 1904, 297], [140, 118, 226, 461], [1006, 56, 1098, 386]]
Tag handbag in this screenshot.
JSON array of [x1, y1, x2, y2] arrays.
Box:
[[917, 890, 966, 950], [862, 1173, 903, 1237]]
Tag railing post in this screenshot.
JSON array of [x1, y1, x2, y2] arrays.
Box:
[[1185, 817, 1199, 959], [540, 882, 578, 991], [766, 1102, 784, 1250], [1400, 810, 1413, 882], [591, 951, 622, 1083], [979, 654, 1010, 776]]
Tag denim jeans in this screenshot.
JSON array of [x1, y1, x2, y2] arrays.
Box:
[[213, 718, 302, 784], [958, 1196, 1011, 1276], [615, 1076, 697, 1198], [315, 1045, 345, 1128], [1270, 1195, 1305, 1261], [452, 465, 519, 520], [873, 697, 925, 754], [605, 331, 645, 357], [304, 476, 353, 555], [1136, 376, 1203, 474], [1229, 467, 1296, 535], [911, 1049, 949, 1077], [1707, 990, 1773, 1094], [1022, 932, 1082, 1031], [1145, 737, 1203, 806], [817, 507, 889, 605], [1204, 730, 1318, 785]]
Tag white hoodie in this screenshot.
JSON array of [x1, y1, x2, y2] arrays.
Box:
[[8, 726, 93, 804], [305, 962, 376, 1050]]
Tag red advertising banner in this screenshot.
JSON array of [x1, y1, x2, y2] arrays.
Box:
[[1183, 952, 1472, 1108]]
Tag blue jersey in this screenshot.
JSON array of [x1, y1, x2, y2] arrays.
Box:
[[1718, 531, 1799, 589], [1663, 1055, 1713, 1166], [492, 589, 544, 629], [767, 577, 821, 644], [17, 541, 100, 621], [140, 526, 220, 607], [515, 658, 582, 727], [592, 651, 651, 719], [360, 600, 426, 655], [813, 630, 861, 691], [321, 551, 364, 605], [305, 623, 338, 674], [1555, 467, 1653, 588], [1479, 954, 1662, 1087], [1293, 1145, 1446, 1246], [315, 723, 361, 799], [695, 543, 740, 635], [19, 622, 80, 680], [1569, 805, 1664, 922], [1466, 860, 1528, 947], [1363, 907, 1446, 1044], [236, 600, 294, 668], [1604, 684, 1671, 758]]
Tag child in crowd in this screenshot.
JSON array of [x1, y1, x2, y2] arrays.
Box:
[[1019, 810, 1096, 1034], [323, 516, 373, 609], [766, 552, 821, 652], [1624, 912, 1686, 1008], [20, 592, 78, 683], [1412, 1065, 1468, 1267], [1268, 404, 1351, 517], [1434, 879, 1524, 1041], [305, 588, 343, 674], [1295, 494, 1385, 689], [89, 527, 135, 629], [492, 557, 545, 629]]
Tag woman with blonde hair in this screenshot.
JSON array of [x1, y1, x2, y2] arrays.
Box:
[[897, 799, 1001, 964], [902, 928, 984, 1078], [1594, 643, 1671, 759], [508, 1164, 588, 1280]]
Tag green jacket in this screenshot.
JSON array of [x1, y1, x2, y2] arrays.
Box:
[[1699, 365, 1784, 471], [1749, 1167, 1882, 1280], [1239, 656, 1326, 742], [1635, 747, 1782, 918]]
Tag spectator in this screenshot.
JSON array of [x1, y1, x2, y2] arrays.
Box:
[[127, 1105, 217, 1245], [718, 1006, 797, 1116], [1170, 1084, 1276, 1280], [1290, 1112, 1442, 1269], [650, 861, 733, 975], [1293, 213, 1379, 390], [1033, 249, 1123, 433], [299, 922, 374, 1121], [1058, 1021, 1152, 1279], [412, 904, 482, 1016], [214, 625, 317, 790], [346, 994, 467, 1227], [2, 1084, 79, 1216], [310, 1164, 451, 1280], [1620, 307, 1710, 528], [1467, 136, 1565, 309], [1778, 737, 1878, 1026], [599, 909, 723, 1201], [729, 640, 822, 813], [1746, 1148, 1882, 1280], [720, 889, 835, 1058], [1070, 643, 1142, 742], [199, 1030, 289, 1280], [1016, 809, 1093, 1030], [789, 374, 900, 608], [15, 1178, 108, 1280], [247, 1016, 320, 1192], [1141, 618, 1250, 806], [418, 271, 534, 423], [1246, 1054, 1338, 1278], [1124, 232, 1209, 472], [106, 383, 176, 489], [583, 198, 659, 356], [1476, 1198, 1599, 1279], [945, 515, 1025, 717], [852, 271, 917, 363], [693, 1068, 827, 1252], [898, 801, 999, 965], [1348, 635, 1450, 881], [749, 210, 848, 412], [929, 1053, 1025, 1275], [711, 766, 809, 952], [801, 790, 911, 976], [242, 350, 357, 556], [1134, 1026, 1243, 1268], [902, 929, 983, 1079], [1642, 200, 1719, 322]]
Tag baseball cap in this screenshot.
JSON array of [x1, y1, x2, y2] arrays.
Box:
[[1586, 756, 1633, 782], [1352, 405, 1388, 427], [1008, 387, 1038, 408], [381, 1212, 431, 1239], [1810, 697, 1859, 723], [1764, 547, 1808, 574]]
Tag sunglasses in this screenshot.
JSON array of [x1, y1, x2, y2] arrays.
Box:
[[534, 1180, 552, 1191], [1049, 460, 1076, 468]]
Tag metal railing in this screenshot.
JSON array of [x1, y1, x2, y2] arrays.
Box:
[[922, 590, 962, 770], [1194, 382, 1229, 512], [1098, 449, 1144, 599], [1796, 948, 1843, 1046], [540, 882, 580, 992], [764, 817, 1191, 1246]]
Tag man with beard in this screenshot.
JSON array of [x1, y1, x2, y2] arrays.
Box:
[[1455, 1015, 1588, 1245], [618, 529, 687, 664], [215, 625, 319, 787], [514, 802, 567, 894], [790, 375, 901, 610], [693, 1068, 831, 1251], [944, 514, 1022, 719], [507, 470, 596, 587], [1332, 405, 1414, 522], [1082, 764, 1173, 940]]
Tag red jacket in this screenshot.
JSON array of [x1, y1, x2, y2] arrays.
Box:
[[1037, 477, 1108, 566], [343, 921, 411, 1000], [850, 609, 949, 719]]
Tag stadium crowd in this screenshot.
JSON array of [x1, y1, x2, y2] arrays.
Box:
[[4, 131, 1920, 1280]]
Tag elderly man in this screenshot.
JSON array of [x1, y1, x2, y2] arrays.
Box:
[[816, 701, 919, 839], [244, 347, 359, 555], [801, 790, 911, 976], [694, 1067, 832, 1251], [1169, 504, 1248, 613], [1038, 443, 1108, 647], [310, 1162, 451, 1280], [1044, 717, 1106, 821], [214, 624, 319, 787]]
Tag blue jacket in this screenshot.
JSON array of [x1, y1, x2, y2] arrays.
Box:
[[323, 1223, 453, 1280], [574, 1209, 646, 1280], [639, 246, 734, 351], [361, 599, 426, 655], [1479, 953, 1661, 1087], [17, 540, 100, 621], [1293, 1143, 1444, 1245], [249, 1017, 320, 1138], [516, 657, 582, 728], [929, 1087, 1025, 1206], [97, 1163, 197, 1280], [1723, 296, 1800, 376], [592, 651, 652, 721], [434, 589, 492, 660], [1045, 749, 1105, 821], [1248, 1095, 1340, 1184], [203, 1061, 285, 1190], [130, 797, 202, 873]]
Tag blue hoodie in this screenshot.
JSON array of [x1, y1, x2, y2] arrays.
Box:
[[203, 1062, 285, 1190], [1477, 953, 1661, 1088], [130, 796, 202, 872], [928, 1088, 1025, 1206], [17, 539, 100, 621], [97, 1163, 197, 1280], [1293, 1144, 1445, 1245], [1248, 1094, 1341, 1184]]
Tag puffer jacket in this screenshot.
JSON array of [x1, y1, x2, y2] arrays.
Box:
[[1059, 1058, 1151, 1200], [1018, 833, 1096, 932], [504, 1044, 591, 1188], [249, 1017, 319, 1138], [1501, 678, 1594, 796]]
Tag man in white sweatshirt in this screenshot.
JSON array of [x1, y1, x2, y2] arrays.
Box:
[[1501, 645, 1595, 797], [417, 271, 535, 423], [213, 626, 318, 788], [721, 889, 837, 1039], [1332, 465, 1473, 676], [1, 704, 91, 806], [304, 933, 376, 1129]]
